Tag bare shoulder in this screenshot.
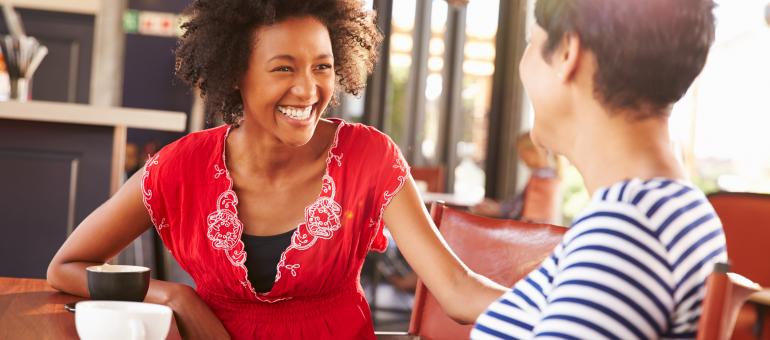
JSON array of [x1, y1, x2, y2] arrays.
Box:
[[313, 119, 343, 152], [317, 118, 341, 137]]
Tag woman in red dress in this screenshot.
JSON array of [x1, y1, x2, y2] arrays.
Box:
[[47, 0, 506, 339]]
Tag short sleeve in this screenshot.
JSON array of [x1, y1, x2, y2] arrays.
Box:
[[530, 215, 673, 338], [140, 151, 170, 235], [366, 129, 410, 252]]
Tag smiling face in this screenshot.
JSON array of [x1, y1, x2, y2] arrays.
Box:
[[239, 16, 335, 147]]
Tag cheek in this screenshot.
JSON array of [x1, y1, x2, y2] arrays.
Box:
[[520, 56, 561, 149], [318, 76, 336, 102], [519, 50, 533, 91], [521, 68, 552, 118], [520, 50, 548, 104], [322, 78, 336, 95]]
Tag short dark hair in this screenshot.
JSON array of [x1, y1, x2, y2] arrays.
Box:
[[534, 0, 716, 116], [175, 0, 382, 125]]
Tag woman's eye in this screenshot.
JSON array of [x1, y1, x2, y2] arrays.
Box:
[[272, 66, 292, 72], [317, 64, 333, 70]]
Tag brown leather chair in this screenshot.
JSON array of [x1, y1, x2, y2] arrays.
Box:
[[697, 263, 762, 340], [389, 202, 566, 340], [410, 166, 446, 193], [707, 192, 770, 340]]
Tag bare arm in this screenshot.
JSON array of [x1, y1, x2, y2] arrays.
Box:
[[383, 176, 507, 324], [47, 169, 153, 297], [47, 169, 230, 339]]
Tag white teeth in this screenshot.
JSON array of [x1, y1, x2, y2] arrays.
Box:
[[278, 105, 313, 120]]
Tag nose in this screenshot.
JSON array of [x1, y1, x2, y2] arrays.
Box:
[[290, 70, 318, 102]]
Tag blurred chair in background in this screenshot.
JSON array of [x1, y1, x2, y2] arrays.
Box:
[[411, 166, 445, 193], [376, 202, 566, 339], [707, 192, 770, 340], [697, 262, 761, 340]]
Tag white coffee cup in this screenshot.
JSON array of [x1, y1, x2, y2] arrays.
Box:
[[75, 301, 172, 340]]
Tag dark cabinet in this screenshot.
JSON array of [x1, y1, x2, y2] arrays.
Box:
[[0, 120, 112, 278]]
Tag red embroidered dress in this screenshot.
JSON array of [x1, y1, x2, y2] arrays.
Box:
[[141, 119, 409, 339]]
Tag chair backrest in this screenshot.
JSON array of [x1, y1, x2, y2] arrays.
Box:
[[410, 166, 445, 193], [697, 263, 761, 340], [408, 202, 567, 340], [707, 192, 770, 286]]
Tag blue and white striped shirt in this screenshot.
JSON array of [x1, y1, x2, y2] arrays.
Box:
[[471, 178, 727, 339]]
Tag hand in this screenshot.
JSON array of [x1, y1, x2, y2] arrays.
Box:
[[155, 282, 231, 340], [470, 199, 502, 217]]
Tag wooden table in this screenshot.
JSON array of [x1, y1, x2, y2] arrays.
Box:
[[0, 277, 180, 339]]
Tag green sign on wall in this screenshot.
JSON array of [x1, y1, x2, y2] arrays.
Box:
[[123, 10, 139, 33]]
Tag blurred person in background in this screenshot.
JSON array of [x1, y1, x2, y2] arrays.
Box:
[[472, 131, 561, 224], [472, 0, 727, 338]]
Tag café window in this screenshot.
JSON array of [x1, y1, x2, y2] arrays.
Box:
[[375, 0, 501, 197], [671, 0, 770, 194]]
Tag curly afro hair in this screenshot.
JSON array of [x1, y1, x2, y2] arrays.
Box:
[[175, 0, 382, 125]]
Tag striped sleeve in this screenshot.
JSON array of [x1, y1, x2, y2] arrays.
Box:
[[471, 179, 727, 339], [473, 254, 560, 339], [530, 207, 674, 339]]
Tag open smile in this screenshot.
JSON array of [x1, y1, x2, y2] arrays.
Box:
[[277, 105, 314, 121]]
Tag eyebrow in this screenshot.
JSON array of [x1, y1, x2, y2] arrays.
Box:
[[267, 54, 334, 62]]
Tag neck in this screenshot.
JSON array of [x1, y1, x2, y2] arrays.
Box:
[[227, 120, 329, 179], [563, 103, 685, 194]]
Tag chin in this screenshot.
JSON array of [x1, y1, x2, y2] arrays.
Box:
[[529, 124, 545, 146], [530, 124, 558, 152], [274, 113, 320, 144], [282, 136, 314, 148], [279, 126, 317, 147]]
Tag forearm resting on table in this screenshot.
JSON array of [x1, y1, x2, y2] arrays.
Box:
[[47, 260, 186, 306], [47, 260, 229, 339]]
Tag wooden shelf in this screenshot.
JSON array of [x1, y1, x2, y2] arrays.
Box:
[[7, 0, 100, 15], [0, 100, 187, 132]]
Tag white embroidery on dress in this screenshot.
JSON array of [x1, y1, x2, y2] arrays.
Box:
[[240, 280, 251, 289], [206, 190, 247, 266], [329, 153, 343, 167], [141, 154, 169, 231], [274, 175, 342, 281], [366, 148, 409, 252], [377, 155, 408, 223], [207, 122, 345, 303], [284, 264, 300, 277], [326, 126, 344, 167], [213, 164, 225, 179], [207, 127, 287, 303]]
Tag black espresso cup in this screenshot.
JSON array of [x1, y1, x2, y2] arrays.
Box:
[[86, 264, 151, 302]]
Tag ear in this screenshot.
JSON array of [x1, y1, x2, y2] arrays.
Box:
[[556, 31, 581, 83]]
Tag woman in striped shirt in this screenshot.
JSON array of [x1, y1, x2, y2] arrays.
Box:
[[472, 0, 726, 338]]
